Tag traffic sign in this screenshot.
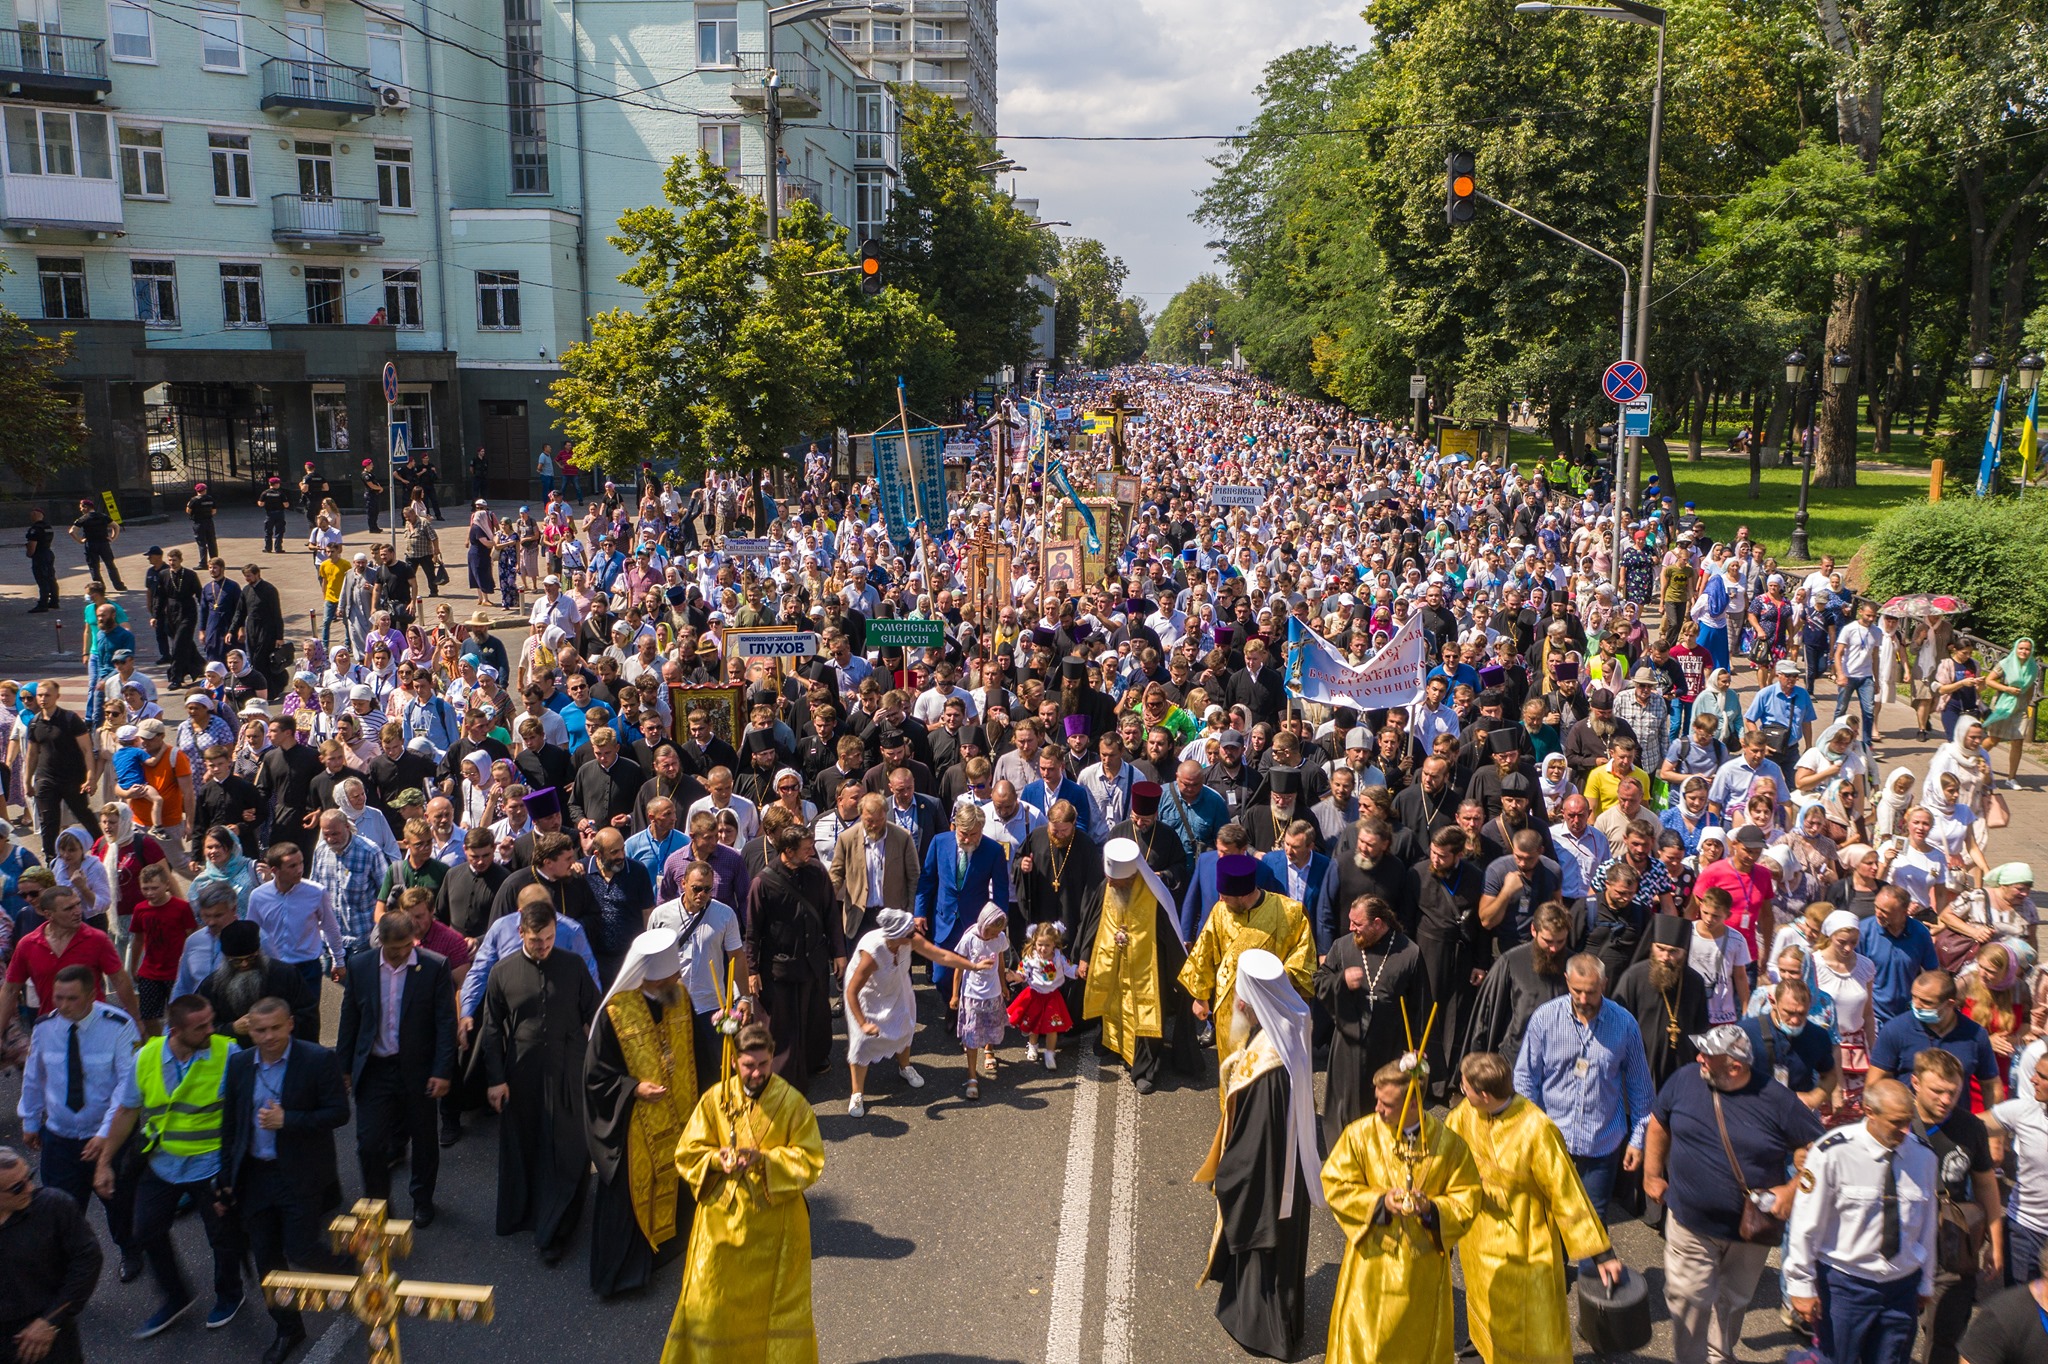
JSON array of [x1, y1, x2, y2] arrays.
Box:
[[865, 617, 944, 649], [1410, 374, 1427, 399], [1622, 396, 1652, 438], [1601, 360, 1647, 404], [381, 361, 399, 404], [389, 422, 409, 468]]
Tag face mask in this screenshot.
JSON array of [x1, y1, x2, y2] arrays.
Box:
[[1779, 1019, 1807, 1038], [1912, 1006, 1942, 1026]]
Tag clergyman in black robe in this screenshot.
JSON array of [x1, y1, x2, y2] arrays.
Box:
[[1015, 815, 1103, 1024], [1109, 779, 1189, 902], [1314, 898, 1428, 1151], [478, 902, 598, 1263], [162, 557, 206, 690], [744, 830, 843, 1093], [1404, 833, 1485, 1100], [1610, 913, 1709, 1088], [1462, 904, 1572, 1067]]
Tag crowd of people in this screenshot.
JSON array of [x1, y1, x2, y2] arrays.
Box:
[[3, 364, 2048, 1364]]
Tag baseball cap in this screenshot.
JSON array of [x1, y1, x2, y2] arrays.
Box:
[[1689, 1024, 1754, 1064]]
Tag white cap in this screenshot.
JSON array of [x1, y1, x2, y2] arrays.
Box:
[[115, 724, 139, 742], [1103, 837, 1141, 879], [349, 683, 375, 702]]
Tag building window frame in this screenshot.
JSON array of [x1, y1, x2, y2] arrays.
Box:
[[391, 388, 434, 449], [695, 2, 736, 67], [209, 130, 252, 202], [196, 0, 242, 72], [131, 257, 176, 326], [108, 0, 155, 62], [374, 143, 413, 211], [381, 266, 421, 329], [312, 388, 349, 452], [4, 109, 114, 181], [117, 123, 166, 198], [38, 257, 87, 320], [475, 269, 520, 331], [220, 260, 264, 327], [364, 14, 405, 86], [503, 0, 547, 194], [698, 121, 741, 177], [303, 264, 343, 325]]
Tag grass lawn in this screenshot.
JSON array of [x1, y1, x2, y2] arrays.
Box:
[[1504, 433, 1929, 562]]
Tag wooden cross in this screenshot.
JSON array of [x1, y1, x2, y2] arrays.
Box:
[[262, 1199, 494, 1364], [1087, 390, 1146, 470]]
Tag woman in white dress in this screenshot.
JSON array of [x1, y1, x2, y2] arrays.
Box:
[[1812, 908, 1879, 1122], [841, 906, 989, 1119]]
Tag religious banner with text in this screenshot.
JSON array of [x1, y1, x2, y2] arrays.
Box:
[[1288, 611, 1428, 709]]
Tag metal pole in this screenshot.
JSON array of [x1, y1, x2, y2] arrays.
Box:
[[1622, 18, 1666, 519], [1790, 377, 1818, 559], [765, 73, 782, 241], [387, 396, 398, 551]]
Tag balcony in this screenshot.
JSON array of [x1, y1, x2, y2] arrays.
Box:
[[729, 53, 820, 116], [854, 131, 897, 168], [260, 58, 377, 121], [271, 193, 382, 247], [912, 77, 967, 97], [847, 37, 968, 58], [0, 171, 122, 235], [913, 0, 971, 13], [737, 173, 821, 213], [0, 31, 110, 100]]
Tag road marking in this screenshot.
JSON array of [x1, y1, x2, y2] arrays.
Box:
[[1044, 1046, 1102, 1362], [304, 1315, 358, 1364], [1100, 1069, 1140, 1364]]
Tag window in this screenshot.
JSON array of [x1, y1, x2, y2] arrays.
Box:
[[855, 169, 888, 243], [476, 270, 519, 330], [364, 16, 404, 86], [313, 391, 349, 452], [196, 1, 241, 70], [872, 60, 900, 80], [108, 0, 153, 61], [855, 88, 888, 160], [695, 2, 735, 66], [914, 20, 945, 41], [304, 265, 342, 324], [912, 60, 945, 81], [38, 258, 86, 319], [392, 390, 433, 448], [827, 19, 855, 42], [220, 261, 263, 327], [503, 0, 546, 193], [374, 145, 412, 210], [381, 267, 421, 328], [131, 258, 176, 325], [698, 122, 739, 176], [4, 109, 112, 179], [871, 20, 900, 42], [117, 125, 165, 197], [208, 131, 251, 200]]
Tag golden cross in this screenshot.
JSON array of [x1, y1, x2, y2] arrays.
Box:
[[262, 1199, 494, 1364], [1087, 390, 1146, 470]]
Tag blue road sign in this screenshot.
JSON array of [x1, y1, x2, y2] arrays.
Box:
[[1602, 360, 1647, 404], [1622, 397, 1652, 438], [381, 361, 400, 405]]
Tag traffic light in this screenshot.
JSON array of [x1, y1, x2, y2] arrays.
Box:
[[1445, 151, 1477, 226], [859, 238, 883, 296]]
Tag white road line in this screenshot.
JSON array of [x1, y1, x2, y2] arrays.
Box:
[[1100, 1069, 1141, 1364], [303, 1315, 359, 1364], [1044, 1046, 1102, 1363]]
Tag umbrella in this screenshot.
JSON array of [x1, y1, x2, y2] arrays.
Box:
[[1357, 488, 1399, 505], [1880, 594, 1969, 619]]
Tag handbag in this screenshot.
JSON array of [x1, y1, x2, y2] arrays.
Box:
[[1986, 790, 2011, 829], [1712, 1089, 1787, 1245]]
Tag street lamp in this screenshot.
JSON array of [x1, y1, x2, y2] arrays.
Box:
[[974, 158, 1024, 174], [2020, 352, 2046, 394], [1827, 349, 1854, 387], [1970, 352, 1999, 390], [1515, 0, 1665, 520], [1787, 348, 1824, 560], [1784, 349, 1808, 386], [762, 0, 903, 240]]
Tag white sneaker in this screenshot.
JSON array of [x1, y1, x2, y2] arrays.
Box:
[[900, 1064, 926, 1089], [847, 1093, 866, 1118], [1024, 1041, 1040, 1061], [1043, 1049, 1057, 1071]]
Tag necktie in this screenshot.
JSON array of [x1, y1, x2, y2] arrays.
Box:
[[65, 1022, 85, 1112], [1880, 1149, 1900, 1258]]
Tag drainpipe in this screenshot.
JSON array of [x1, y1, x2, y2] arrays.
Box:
[[571, 0, 592, 344], [418, 0, 461, 456]]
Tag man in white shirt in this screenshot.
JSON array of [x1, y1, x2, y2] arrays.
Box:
[[911, 662, 978, 725], [528, 574, 581, 635], [1832, 598, 1881, 747], [1406, 675, 1460, 753]]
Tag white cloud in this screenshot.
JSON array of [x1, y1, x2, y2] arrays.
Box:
[[996, 0, 1370, 310]]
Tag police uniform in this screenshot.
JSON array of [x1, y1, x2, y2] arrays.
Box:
[[1785, 1124, 1940, 1364], [20, 1002, 141, 1258], [259, 480, 290, 552]]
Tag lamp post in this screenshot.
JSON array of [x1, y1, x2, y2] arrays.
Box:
[[1969, 351, 1998, 390], [1514, 0, 1665, 518], [762, 0, 901, 240], [1787, 348, 1851, 561]]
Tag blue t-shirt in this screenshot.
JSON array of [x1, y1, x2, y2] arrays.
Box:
[[111, 745, 148, 795], [1738, 1015, 1837, 1096], [1868, 1010, 2002, 1096], [1652, 1063, 1823, 1243], [1858, 916, 1941, 1029]]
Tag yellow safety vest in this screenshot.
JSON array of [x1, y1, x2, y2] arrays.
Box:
[[134, 1034, 230, 1158]]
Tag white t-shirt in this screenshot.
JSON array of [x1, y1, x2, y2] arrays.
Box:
[[1813, 950, 1878, 1040], [1992, 1094, 2048, 1234], [1887, 844, 1947, 908], [952, 922, 1010, 1003], [1835, 621, 1878, 679], [1689, 926, 1752, 1025], [646, 896, 745, 1015]]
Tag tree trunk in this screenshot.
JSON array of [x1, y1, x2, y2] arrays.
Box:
[[1999, 203, 2037, 353], [1688, 368, 1707, 461], [1711, 386, 1723, 446], [1546, 402, 1572, 456], [1875, 230, 1919, 456], [1755, 382, 1789, 499], [1644, 434, 1680, 497], [1810, 0, 1881, 488], [1816, 268, 1873, 487]]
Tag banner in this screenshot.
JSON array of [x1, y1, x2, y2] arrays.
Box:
[[1978, 378, 2010, 498], [1288, 612, 1429, 710], [1048, 460, 1100, 553], [2020, 384, 2040, 485], [872, 428, 917, 552], [908, 426, 949, 534]]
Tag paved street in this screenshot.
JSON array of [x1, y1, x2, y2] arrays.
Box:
[[0, 501, 2037, 1363]]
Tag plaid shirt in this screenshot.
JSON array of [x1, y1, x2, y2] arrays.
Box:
[[311, 831, 391, 949], [1609, 688, 1669, 777]]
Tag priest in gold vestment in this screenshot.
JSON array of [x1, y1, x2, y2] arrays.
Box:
[[661, 1021, 825, 1364], [1178, 853, 1313, 1088], [1321, 1060, 1483, 1364], [586, 927, 701, 1298], [1076, 837, 1197, 1093], [1444, 1051, 1622, 1364]]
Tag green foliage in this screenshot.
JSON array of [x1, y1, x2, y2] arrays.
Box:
[[1863, 496, 2048, 646], [1149, 274, 1241, 364], [0, 271, 86, 486], [1049, 237, 1146, 368]]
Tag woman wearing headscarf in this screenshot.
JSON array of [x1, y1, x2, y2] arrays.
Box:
[[840, 906, 984, 1118], [1780, 798, 1840, 909], [91, 806, 167, 944], [1873, 765, 1918, 841], [1793, 718, 1866, 809], [1691, 667, 1743, 747], [1958, 940, 2029, 1109], [1982, 636, 2039, 791], [1927, 718, 1995, 827], [1812, 908, 1877, 1121], [189, 823, 259, 914], [466, 499, 499, 605], [340, 551, 376, 656]]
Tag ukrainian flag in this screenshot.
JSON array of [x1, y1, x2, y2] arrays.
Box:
[[2020, 383, 2040, 486]]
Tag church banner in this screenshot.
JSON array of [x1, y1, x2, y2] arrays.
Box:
[[1288, 612, 1428, 709], [872, 428, 917, 554]]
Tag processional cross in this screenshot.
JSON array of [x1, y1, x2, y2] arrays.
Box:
[[1088, 390, 1146, 470], [262, 1199, 494, 1364]]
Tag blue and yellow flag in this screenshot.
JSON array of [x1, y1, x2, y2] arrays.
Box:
[[1048, 460, 1100, 553], [1978, 378, 2010, 498], [2019, 383, 2040, 486]]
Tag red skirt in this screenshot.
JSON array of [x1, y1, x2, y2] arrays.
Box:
[[1007, 988, 1073, 1034]]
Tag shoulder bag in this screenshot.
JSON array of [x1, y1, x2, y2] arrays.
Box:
[[1711, 1088, 1787, 1245]]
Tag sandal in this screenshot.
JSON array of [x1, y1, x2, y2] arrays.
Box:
[[964, 1079, 980, 1101]]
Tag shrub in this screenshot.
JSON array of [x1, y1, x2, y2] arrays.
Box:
[[1863, 498, 2048, 647]]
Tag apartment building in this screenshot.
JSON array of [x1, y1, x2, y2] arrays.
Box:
[[0, 0, 899, 507], [823, 0, 994, 136]]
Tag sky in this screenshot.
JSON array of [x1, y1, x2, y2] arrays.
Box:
[[995, 0, 1370, 314]]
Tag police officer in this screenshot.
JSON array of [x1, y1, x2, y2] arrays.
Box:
[[1785, 1078, 1939, 1364], [25, 505, 57, 612], [259, 476, 290, 554], [360, 457, 386, 534], [298, 461, 328, 529], [186, 481, 219, 562]]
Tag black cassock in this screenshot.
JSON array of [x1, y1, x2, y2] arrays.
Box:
[[478, 948, 597, 1252], [583, 994, 691, 1298], [1314, 929, 1428, 1151], [163, 566, 205, 687], [1612, 960, 1710, 1087], [744, 861, 842, 1093], [1405, 857, 1485, 1099], [1072, 878, 1200, 1085], [1462, 942, 1566, 1066], [1203, 1063, 1311, 1360]]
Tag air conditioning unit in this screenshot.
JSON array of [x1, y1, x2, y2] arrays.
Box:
[[372, 80, 411, 110]]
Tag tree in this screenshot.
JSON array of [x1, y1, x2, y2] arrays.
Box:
[[882, 85, 1053, 394], [1049, 237, 1146, 368], [0, 302, 87, 487], [1150, 274, 1242, 364]]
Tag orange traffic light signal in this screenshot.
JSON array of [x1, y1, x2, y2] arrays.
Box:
[[859, 238, 883, 296], [1446, 152, 1477, 226]]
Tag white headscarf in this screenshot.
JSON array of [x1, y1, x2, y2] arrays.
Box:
[[1232, 948, 1326, 1217]]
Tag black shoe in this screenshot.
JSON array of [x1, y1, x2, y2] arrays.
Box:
[[1134, 1077, 1156, 1094], [438, 1123, 461, 1148], [539, 1245, 564, 1267], [119, 1251, 146, 1284], [26, 605, 46, 613], [411, 1202, 436, 1229], [262, 1329, 308, 1364]]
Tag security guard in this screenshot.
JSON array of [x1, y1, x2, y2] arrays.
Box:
[[93, 993, 245, 1338], [258, 476, 291, 554], [1785, 1078, 1939, 1364]]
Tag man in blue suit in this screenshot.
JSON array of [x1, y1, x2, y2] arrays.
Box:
[[1178, 822, 1282, 943], [915, 802, 1011, 994], [1021, 744, 1099, 840], [1261, 820, 1330, 942]]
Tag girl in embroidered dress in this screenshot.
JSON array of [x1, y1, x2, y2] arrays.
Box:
[[1005, 921, 1077, 1068]]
